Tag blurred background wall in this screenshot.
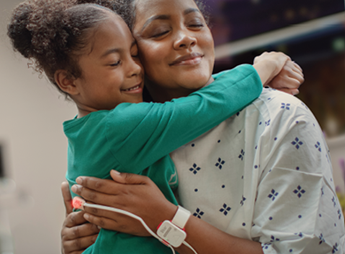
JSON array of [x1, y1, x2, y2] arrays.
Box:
[[209, 0, 345, 192], [0, 0, 344, 253], [0, 0, 76, 253]]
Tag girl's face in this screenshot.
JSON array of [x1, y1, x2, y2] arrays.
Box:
[[73, 13, 144, 115], [132, 0, 215, 94]]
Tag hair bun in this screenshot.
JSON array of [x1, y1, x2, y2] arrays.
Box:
[[7, 2, 34, 58]]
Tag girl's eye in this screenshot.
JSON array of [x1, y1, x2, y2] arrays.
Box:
[[110, 60, 121, 67]]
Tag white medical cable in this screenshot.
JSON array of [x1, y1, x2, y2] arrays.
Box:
[[81, 202, 197, 254]]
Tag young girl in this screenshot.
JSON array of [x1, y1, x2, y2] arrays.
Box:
[[8, 0, 296, 253]]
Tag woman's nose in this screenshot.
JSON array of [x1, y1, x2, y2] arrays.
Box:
[[173, 31, 197, 50]]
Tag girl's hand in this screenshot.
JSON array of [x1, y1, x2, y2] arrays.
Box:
[[71, 170, 177, 236], [253, 51, 291, 86], [267, 60, 304, 95], [61, 182, 100, 254]]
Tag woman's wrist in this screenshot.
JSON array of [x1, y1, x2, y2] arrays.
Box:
[[152, 201, 178, 231]]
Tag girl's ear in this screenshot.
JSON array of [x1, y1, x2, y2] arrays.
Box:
[[54, 70, 79, 95]]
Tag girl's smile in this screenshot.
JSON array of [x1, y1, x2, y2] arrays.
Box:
[[121, 83, 143, 93]]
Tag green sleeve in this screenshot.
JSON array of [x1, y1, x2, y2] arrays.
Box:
[[106, 64, 262, 173]]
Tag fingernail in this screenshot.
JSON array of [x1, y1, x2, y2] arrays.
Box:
[[111, 169, 121, 175], [76, 177, 83, 184], [84, 213, 90, 220], [71, 184, 80, 193]]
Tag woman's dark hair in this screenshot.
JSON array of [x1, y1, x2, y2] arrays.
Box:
[[129, 0, 209, 30], [76, 0, 209, 30], [7, 0, 115, 95]]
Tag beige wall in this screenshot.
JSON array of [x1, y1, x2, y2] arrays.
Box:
[[0, 1, 76, 253]]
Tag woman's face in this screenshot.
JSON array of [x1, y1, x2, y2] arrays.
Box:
[[132, 0, 215, 94]]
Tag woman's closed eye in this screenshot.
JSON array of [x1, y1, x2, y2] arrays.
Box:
[[189, 23, 204, 28], [187, 17, 205, 29], [151, 30, 169, 38], [109, 60, 121, 67]]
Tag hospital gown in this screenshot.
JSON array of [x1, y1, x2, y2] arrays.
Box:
[[171, 87, 345, 253]]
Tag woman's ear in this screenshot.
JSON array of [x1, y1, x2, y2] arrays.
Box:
[[54, 70, 79, 95]]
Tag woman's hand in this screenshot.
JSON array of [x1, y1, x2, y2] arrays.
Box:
[[61, 182, 100, 254], [71, 170, 177, 236], [267, 60, 304, 95], [71, 172, 263, 254]]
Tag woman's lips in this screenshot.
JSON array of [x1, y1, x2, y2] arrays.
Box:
[[170, 53, 203, 66]]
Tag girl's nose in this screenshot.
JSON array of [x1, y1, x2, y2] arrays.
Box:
[[128, 57, 142, 77]]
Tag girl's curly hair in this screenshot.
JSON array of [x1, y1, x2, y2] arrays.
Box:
[[7, 0, 208, 95], [7, 0, 116, 95]]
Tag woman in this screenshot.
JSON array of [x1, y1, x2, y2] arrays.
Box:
[[61, 0, 344, 254]]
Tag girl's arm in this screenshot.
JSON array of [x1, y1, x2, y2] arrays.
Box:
[[109, 53, 289, 173]]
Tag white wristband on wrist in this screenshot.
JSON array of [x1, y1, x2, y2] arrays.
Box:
[[157, 206, 191, 247], [172, 206, 191, 229]]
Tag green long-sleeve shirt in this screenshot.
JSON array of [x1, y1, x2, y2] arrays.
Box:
[[64, 64, 262, 254]]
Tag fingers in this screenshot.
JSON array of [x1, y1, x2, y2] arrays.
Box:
[[83, 212, 151, 237], [285, 61, 304, 86], [268, 75, 301, 94], [75, 176, 119, 195], [62, 221, 100, 240], [268, 59, 304, 93], [83, 204, 118, 219], [61, 181, 73, 215], [72, 184, 115, 206], [64, 211, 88, 228], [73, 171, 150, 196], [62, 232, 98, 254], [275, 87, 299, 95], [61, 211, 100, 254], [110, 170, 149, 185], [292, 61, 303, 72], [84, 213, 119, 231]]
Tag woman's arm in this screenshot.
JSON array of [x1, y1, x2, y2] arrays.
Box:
[[69, 171, 263, 254]]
